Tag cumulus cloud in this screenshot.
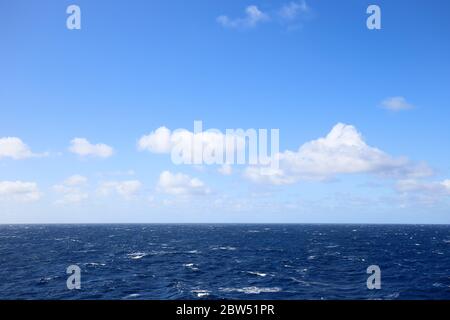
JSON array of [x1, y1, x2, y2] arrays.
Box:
[[442, 180, 450, 191], [157, 171, 210, 196], [395, 179, 450, 205], [245, 123, 432, 185], [138, 127, 173, 154], [0, 181, 41, 202], [218, 164, 233, 176], [396, 179, 450, 195], [98, 180, 142, 199], [138, 125, 248, 165], [217, 2, 311, 30], [69, 138, 114, 158], [279, 1, 309, 20], [0, 137, 40, 159], [53, 186, 88, 205], [53, 175, 88, 205], [217, 5, 269, 29], [64, 174, 88, 186], [381, 96, 414, 111]]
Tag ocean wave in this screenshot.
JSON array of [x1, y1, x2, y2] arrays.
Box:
[[290, 277, 311, 286], [84, 262, 106, 267], [2, 224, 450, 300], [220, 287, 282, 294], [127, 252, 148, 260], [290, 277, 330, 287], [211, 246, 237, 251], [38, 276, 59, 284], [246, 271, 268, 277], [191, 289, 210, 298], [387, 292, 400, 299], [183, 263, 199, 271], [432, 282, 449, 288], [123, 293, 141, 299], [150, 250, 177, 255]]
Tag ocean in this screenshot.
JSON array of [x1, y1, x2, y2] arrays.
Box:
[[0, 224, 449, 300]]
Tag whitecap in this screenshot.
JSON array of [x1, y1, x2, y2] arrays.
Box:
[[123, 293, 141, 299], [246, 271, 268, 277], [211, 246, 237, 251], [183, 263, 199, 271], [220, 246, 236, 251], [191, 290, 210, 298], [84, 262, 106, 267], [387, 292, 400, 299], [220, 287, 281, 294], [39, 276, 57, 283], [149, 250, 172, 255], [127, 252, 147, 260], [432, 282, 446, 288]]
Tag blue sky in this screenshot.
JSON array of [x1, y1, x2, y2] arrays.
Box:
[[1, 0, 450, 223]]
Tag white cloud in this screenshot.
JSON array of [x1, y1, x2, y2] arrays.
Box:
[[98, 180, 142, 199], [138, 127, 173, 153], [217, 5, 269, 29], [442, 180, 450, 191], [245, 123, 432, 185], [0, 137, 39, 159], [54, 187, 88, 205], [138, 126, 246, 163], [69, 138, 114, 158], [381, 96, 414, 111], [279, 1, 309, 20], [0, 181, 41, 202], [64, 174, 88, 186], [157, 171, 210, 196], [395, 179, 450, 205], [217, 2, 311, 30], [396, 179, 450, 195], [53, 175, 88, 204], [218, 164, 233, 176]]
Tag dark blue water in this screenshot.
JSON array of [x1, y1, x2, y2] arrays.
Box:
[[0, 224, 449, 300]]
